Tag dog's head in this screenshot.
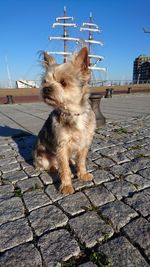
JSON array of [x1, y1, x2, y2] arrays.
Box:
[[41, 47, 90, 109]]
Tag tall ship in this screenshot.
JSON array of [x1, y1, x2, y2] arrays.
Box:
[[47, 7, 106, 85]]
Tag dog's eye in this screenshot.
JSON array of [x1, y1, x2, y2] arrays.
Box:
[[60, 79, 67, 87], [43, 79, 47, 84]]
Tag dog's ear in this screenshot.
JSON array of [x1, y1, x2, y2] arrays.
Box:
[[42, 52, 55, 68], [73, 47, 90, 71]]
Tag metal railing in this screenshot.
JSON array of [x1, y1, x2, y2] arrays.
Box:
[[0, 79, 150, 89], [89, 79, 150, 86]]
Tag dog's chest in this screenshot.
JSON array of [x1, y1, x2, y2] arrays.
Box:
[[69, 128, 87, 151], [56, 111, 95, 152], [67, 116, 91, 151]]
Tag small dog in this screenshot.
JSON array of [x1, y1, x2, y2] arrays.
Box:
[[33, 47, 96, 194]]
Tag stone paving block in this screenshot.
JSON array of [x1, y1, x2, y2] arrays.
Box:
[[84, 185, 115, 207], [124, 189, 150, 217], [0, 157, 17, 167], [38, 229, 80, 266], [99, 145, 126, 157], [28, 204, 68, 236], [104, 180, 136, 200], [24, 166, 41, 177], [0, 140, 9, 147], [1, 163, 20, 174], [133, 157, 150, 172], [110, 152, 130, 164], [123, 139, 146, 149], [58, 192, 91, 216], [40, 171, 53, 185], [110, 164, 133, 178], [23, 189, 52, 211], [17, 176, 43, 193], [0, 184, 14, 200], [125, 174, 150, 191], [143, 145, 150, 156], [73, 178, 94, 191], [98, 200, 138, 232], [69, 211, 114, 248], [0, 242, 42, 267], [125, 149, 142, 161], [0, 145, 12, 153], [98, 236, 149, 267], [2, 170, 28, 183], [123, 217, 150, 260], [0, 197, 25, 225], [94, 157, 115, 169], [138, 167, 150, 180], [93, 141, 115, 151], [96, 129, 111, 138], [139, 130, 150, 139], [0, 218, 33, 252], [122, 157, 150, 174], [45, 184, 64, 202], [125, 147, 150, 160], [90, 139, 101, 152], [93, 169, 114, 185], [88, 150, 102, 161], [0, 150, 16, 158], [86, 159, 98, 172], [20, 160, 33, 169]]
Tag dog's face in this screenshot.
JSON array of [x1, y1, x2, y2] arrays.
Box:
[[41, 47, 90, 108]]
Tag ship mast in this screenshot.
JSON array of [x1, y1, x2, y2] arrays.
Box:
[[47, 8, 106, 84], [80, 12, 106, 72], [88, 12, 93, 56], [63, 6, 67, 62], [48, 6, 79, 63]]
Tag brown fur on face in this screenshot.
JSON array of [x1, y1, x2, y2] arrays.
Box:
[[33, 47, 96, 194]]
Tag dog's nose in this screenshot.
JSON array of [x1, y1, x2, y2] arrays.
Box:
[[43, 87, 53, 94]]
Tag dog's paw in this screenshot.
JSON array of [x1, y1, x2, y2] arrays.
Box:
[[60, 185, 75, 195], [80, 172, 93, 181]]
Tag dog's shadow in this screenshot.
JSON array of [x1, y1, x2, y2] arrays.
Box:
[[0, 125, 36, 166], [0, 125, 60, 188]]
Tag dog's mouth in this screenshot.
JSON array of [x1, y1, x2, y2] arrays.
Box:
[[42, 89, 55, 101], [43, 95, 55, 101], [42, 94, 59, 107], [42, 88, 63, 108]]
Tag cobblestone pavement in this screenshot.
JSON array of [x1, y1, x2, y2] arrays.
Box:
[[0, 110, 150, 265]]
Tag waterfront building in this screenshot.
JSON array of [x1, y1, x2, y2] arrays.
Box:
[[133, 54, 150, 84]]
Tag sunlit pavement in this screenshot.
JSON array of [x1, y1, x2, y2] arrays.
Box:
[[0, 94, 150, 266]]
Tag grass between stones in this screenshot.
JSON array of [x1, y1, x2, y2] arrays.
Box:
[[90, 250, 112, 267], [113, 128, 128, 134], [61, 249, 112, 267], [14, 187, 22, 197], [0, 154, 5, 159]]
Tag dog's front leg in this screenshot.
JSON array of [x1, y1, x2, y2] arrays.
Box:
[[77, 147, 93, 181], [57, 147, 74, 195]]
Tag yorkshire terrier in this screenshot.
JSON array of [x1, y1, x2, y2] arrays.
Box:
[[33, 47, 96, 194]]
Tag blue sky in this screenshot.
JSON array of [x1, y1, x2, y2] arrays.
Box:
[[0, 0, 150, 83]]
